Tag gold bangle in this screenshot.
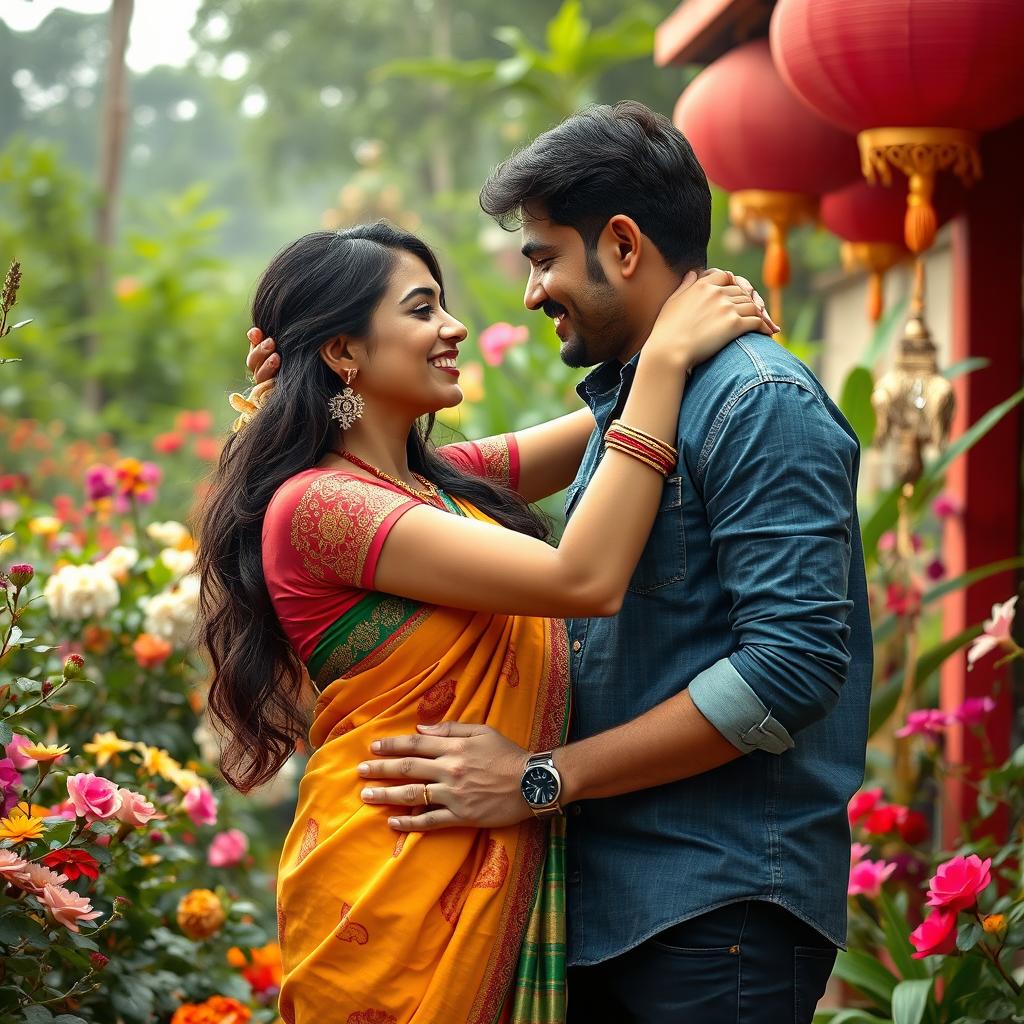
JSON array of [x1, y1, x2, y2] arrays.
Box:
[[607, 419, 677, 461], [604, 436, 671, 477]]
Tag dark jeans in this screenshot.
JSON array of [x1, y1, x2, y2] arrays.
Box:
[[566, 900, 837, 1024]]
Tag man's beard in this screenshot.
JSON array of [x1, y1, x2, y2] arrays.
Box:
[[555, 294, 631, 368]]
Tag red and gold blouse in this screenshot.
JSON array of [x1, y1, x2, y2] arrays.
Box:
[[262, 436, 520, 663]]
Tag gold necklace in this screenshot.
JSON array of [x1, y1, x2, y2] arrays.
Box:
[[336, 450, 443, 505]]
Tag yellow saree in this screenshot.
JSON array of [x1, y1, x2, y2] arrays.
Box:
[[275, 497, 569, 1024]]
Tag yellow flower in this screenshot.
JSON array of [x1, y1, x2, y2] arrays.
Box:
[[168, 767, 204, 792], [0, 536, 15, 556], [7, 801, 52, 819], [137, 744, 182, 781], [27, 516, 61, 537], [176, 888, 226, 940], [139, 853, 163, 867], [0, 813, 45, 843], [20, 742, 70, 764], [982, 913, 1007, 936], [83, 731, 134, 767]]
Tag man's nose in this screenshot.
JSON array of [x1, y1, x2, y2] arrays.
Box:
[[523, 272, 546, 311]]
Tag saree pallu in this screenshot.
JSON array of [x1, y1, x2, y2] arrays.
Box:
[[276, 545, 570, 1023]]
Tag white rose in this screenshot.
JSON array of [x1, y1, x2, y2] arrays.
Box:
[[147, 521, 191, 548], [97, 546, 139, 578], [43, 564, 120, 621], [142, 574, 200, 648], [160, 547, 196, 578]]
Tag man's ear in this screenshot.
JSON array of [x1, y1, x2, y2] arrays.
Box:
[[602, 215, 644, 281], [319, 335, 359, 378]]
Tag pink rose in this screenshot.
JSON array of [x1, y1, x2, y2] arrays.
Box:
[[848, 858, 897, 899], [478, 322, 528, 367], [207, 828, 249, 867], [967, 596, 1018, 667], [38, 882, 102, 933], [66, 772, 122, 822], [49, 799, 79, 820], [895, 708, 949, 739], [951, 696, 997, 727], [5, 733, 36, 771], [182, 783, 217, 827], [848, 787, 884, 824], [926, 854, 992, 912], [0, 849, 32, 886], [84, 464, 116, 502], [115, 788, 160, 828], [910, 909, 958, 959]]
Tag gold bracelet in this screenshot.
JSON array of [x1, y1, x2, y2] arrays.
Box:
[[604, 436, 671, 477], [607, 419, 677, 462]]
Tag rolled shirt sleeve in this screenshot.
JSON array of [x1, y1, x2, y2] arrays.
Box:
[[690, 380, 858, 751]]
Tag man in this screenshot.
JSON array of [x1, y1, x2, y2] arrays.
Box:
[[250, 102, 871, 1022]]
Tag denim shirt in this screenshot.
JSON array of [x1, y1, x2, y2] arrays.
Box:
[[564, 332, 872, 966]]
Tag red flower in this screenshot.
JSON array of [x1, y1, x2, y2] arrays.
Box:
[[153, 432, 185, 454], [848, 787, 884, 824], [886, 582, 922, 617], [896, 808, 930, 845], [175, 410, 214, 434], [193, 437, 221, 461], [863, 804, 900, 836], [41, 848, 101, 882]]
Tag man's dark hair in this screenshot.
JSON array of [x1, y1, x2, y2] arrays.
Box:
[[479, 100, 711, 275]]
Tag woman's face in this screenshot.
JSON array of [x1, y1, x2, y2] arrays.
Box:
[[355, 250, 467, 418]]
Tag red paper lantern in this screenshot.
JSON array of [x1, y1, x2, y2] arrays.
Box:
[[674, 39, 860, 318], [771, 0, 1024, 253]]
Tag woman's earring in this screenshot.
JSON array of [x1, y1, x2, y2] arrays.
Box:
[[328, 368, 364, 430]]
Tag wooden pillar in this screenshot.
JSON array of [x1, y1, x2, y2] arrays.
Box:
[[941, 118, 1024, 846]]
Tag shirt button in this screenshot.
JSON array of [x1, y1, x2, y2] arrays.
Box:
[[572, 640, 582, 653]]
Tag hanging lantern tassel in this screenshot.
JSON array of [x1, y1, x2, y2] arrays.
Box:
[[729, 190, 817, 339], [858, 127, 981, 255], [841, 242, 908, 324]]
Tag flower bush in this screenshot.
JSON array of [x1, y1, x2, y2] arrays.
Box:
[[0, 437, 289, 1023]]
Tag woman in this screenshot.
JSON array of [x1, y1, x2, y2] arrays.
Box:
[[196, 222, 771, 1024]]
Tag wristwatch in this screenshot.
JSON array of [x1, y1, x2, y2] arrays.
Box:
[[520, 751, 563, 819]]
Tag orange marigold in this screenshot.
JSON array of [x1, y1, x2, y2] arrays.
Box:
[[133, 633, 173, 669], [176, 888, 226, 940]]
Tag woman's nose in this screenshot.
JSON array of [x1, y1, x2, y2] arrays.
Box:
[[440, 317, 467, 343]]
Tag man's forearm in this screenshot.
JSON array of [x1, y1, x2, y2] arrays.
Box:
[[553, 688, 742, 803]]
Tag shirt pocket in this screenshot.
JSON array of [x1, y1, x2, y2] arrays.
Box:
[[627, 474, 687, 595]]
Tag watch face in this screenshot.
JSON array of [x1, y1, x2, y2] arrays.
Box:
[[521, 766, 559, 807]]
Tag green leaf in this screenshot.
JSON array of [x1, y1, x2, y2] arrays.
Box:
[[840, 366, 878, 448], [878, 890, 929, 981], [873, 557, 1024, 644], [21, 1007, 55, 1024], [923, 386, 1024, 484], [833, 948, 899, 1007], [53, 1016, 89, 1024], [821, 1011, 892, 1024], [943, 357, 990, 381], [891, 978, 933, 1024], [869, 624, 983, 736], [956, 919, 983, 952], [0, 721, 12, 746]]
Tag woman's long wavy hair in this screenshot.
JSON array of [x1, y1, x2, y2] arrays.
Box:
[[196, 222, 549, 793]]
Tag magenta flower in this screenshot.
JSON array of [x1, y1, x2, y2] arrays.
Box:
[[84, 464, 117, 502], [925, 558, 946, 581], [848, 787, 884, 824], [895, 708, 949, 739], [182, 783, 217, 827], [932, 492, 963, 519], [0, 757, 23, 816], [926, 853, 992, 912], [7, 564, 33, 588], [910, 909, 957, 959], [951, 696, 997, 726], [478, 322, 529, 367], [850, 842, 872, 866], [66, 772, 122, 822], [848, 858, 897, 898], [207, 828, 249, 867], [5, 733, 36, 771], [967, 596, 1018, 667]]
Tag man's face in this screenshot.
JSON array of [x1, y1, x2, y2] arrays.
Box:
[[519, 211, 633, 368]]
